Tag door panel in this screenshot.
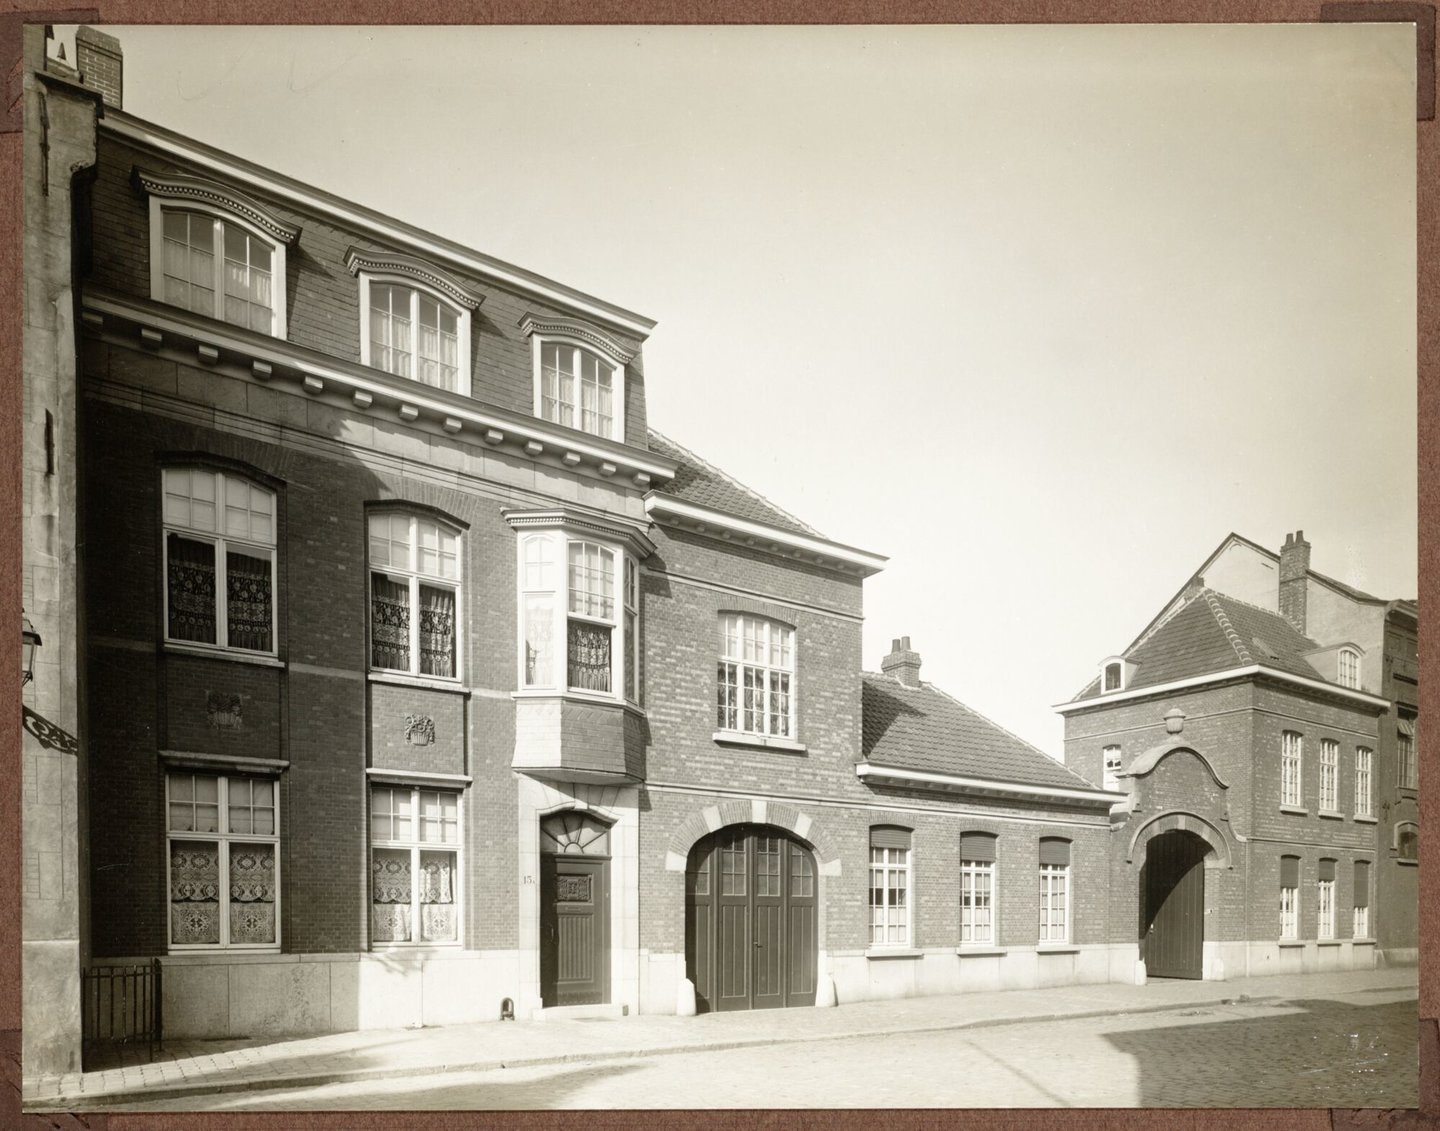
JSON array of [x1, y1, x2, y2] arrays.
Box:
[[686, 825, 818, 1012], [1143, 831, 1205, 980], [541, 855, 609, 1006]]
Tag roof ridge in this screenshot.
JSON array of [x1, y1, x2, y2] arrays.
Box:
[[924, 682, 1097, 789], [1207, 588, 1321, 646], [1201, 589, 1254, 665], [646, 427, 824, 538]]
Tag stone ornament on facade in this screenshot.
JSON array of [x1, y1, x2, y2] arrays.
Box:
[[404, 713, 436, 747], [206, 692, 243, 730]]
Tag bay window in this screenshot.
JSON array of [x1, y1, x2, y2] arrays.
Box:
[[717, 614, 795, 739], [162, 467, 275, 654], [167, 771, 279, 950], [370, 784, 460, 945], [369, 512, 461, 680], [518, 530, 638, 703]]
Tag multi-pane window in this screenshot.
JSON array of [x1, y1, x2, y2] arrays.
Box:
[[1338, 648, 1360, 689], [1355, 748, 1373, 818], [1317, 859, 1336, 940], [367, 282, 461, 392], [160, 209, 277, 334], [163, 468, 275, 654], [1281, 732, 1303, 807], [519, 533, 636, 702], [959, 832, 997, 946], [869, 827, 911, 946], [370, 785, 460, 945], [1398, 724, 1417, 790], [166, 771, 279, 949], [1319, 740, 1339, 812], [1102, 746, 1123, 792], [1038, 838, 1071, 944], [1353, 859, 1371, 938], [369, 513, 461, 679], [540, 341, 617, 439], [717, 614, 795, 738], [1279, 855, 1299, 939]]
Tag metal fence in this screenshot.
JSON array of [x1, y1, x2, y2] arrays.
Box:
[[82, 959, 163, 1067]]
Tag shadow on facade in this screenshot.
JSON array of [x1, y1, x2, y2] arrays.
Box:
[[1100, 997, 1418, 1108]]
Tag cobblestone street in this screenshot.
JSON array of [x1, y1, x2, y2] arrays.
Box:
[[99, 986, 1416, 1112]]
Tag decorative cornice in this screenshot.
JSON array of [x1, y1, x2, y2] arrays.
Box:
[[518, 314, 637, 365], [345, 247, 485, 311], [133, 168, 301, 246], [502, 507, 657, 559], [644, 492, 887, 578], [855, 762, 1119, 807]]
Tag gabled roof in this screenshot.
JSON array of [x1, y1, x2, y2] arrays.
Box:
[[862, 672, 1097, 792], [1070, 588, 1326, 702], [646, 429, 823, 539]]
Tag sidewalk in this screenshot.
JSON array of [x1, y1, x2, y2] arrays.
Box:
[[26, 966, 1418, 1110]]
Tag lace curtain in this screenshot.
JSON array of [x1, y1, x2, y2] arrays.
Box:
[[371, 575, 410, 671], [567, 620, 611, 692], [171, 841, 221, 944], [226, 550, 272, 651], [419, 586, 455, 678], [168, 536, 216, 643], [420, 852, 456, 942], [229, 844, 276, 944], [372, 848, 412, 942]]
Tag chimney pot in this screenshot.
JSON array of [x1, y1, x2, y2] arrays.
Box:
[[881, 636, 923, 689], [1278, 530, 1311, 633]]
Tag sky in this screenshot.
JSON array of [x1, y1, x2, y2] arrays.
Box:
[[72, 23, 1418, 755]]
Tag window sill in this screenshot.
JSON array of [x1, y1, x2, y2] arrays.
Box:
[[1396, 857, 1419, 867], [1036, 945, 1079, 954], [1278, 940, 1305, 948], [1353, 814, 1379, 824], [956, 947, 1005, 957], [865, 946, 923, 960], [369, 671, 468, 694], [1353, 938, 1377, 945], [712, 731, 807, 754], [1279, 805, 1309, 816], [1318, 810, 1344, 821], [1317, 939, 1342, 947], [369, 943, 465, 953], [164, 641, 284, 668]]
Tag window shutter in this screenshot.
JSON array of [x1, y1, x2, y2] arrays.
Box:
[[960, 832, 997, 863], [870, 825, 912, 851], [1279, 855, 1300, 888], [1398, 717, 1415, 737], [1353, 860, 1370, 907], [1038, 838, 1071, 867], [1317, 858, 1336, 882]]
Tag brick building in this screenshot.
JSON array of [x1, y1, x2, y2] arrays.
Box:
[[20, 27, 1134, 1076], [1058, 531, 1417, 981]]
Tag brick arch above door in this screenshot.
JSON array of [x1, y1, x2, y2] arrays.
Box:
[[1127, 809, 1234, 870], [663, 800, 841, 876]]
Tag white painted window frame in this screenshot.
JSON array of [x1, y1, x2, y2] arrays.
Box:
[[357, 272, 472, 397], [367, 512, 464, 683], [148, 196, 288, 338], [529, 331, 625, 443], [1281, 731, 1303, 808], [716, 613, 797, 740], [1338, 647, 1361, 689], [369, 784, 464, 949], [1355, 747, 1373, 818], [959, 857, 996, 946], [1353, 863, 1371, 938], [1317, 876, 1335, 940], [1102, 745, 1123, 793], [868, 845, 912, 947], [1319, 739, 1339, 812], [516, 531, 636, 704], [165, 771, 281, 952], [161, 467, 277, 658], [1279, 873, 1299, 940], [1038, 863, 1071, 944]]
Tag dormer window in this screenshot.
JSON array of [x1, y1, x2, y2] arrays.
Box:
[[1338, 647, 1360, 689], [1103, 663, 1122, 692], [1099, 656, 1134, 693], [346, 249, 483, 398], [521, 315, 636, 443], [138, 170, 299, 339]]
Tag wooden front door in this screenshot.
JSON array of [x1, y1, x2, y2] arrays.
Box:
[[686, 825, 817, 1012], [1142, 830, 1206, 980], [540, 812, 612, 1007]]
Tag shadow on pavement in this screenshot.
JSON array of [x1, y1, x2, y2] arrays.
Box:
[[1102, 998, 1418, 1109]]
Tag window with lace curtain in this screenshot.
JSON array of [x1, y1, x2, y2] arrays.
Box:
[[522, 318, 634, 443], [365, 282, 464, 392], [369, 512, 461, 680], [370, 784, 460, 945], [167, 771, 280, 950], [162, 467, 276, 655]]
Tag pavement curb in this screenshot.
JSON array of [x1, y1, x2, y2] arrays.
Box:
[[28, 992, 1303, 1110]]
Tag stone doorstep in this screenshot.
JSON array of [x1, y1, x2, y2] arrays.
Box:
[[532, 1003, 627, 1022]]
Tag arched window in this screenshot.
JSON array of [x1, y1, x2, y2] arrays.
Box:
[[162, 466, 276, 654], [368, 511, 462, 679], [1103, 662, 1123, 692], [1395, 822, 1418, 863], [522, 316, 635, 442], [1338, 647, 1361, 689]]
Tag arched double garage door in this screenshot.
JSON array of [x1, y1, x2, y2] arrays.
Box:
[[686, 824, 818, 1012]]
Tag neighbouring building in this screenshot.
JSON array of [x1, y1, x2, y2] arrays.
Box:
[[1058, 531, 1417, 981]]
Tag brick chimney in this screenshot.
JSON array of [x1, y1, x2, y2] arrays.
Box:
[[881, 636, 922, 688], [76, 26, 122, 109], [1279, 530, 1310, 633]]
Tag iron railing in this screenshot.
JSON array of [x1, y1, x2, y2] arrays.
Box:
[[82, 959, 162, 1067]]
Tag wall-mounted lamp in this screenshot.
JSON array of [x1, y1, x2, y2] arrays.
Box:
[[22, 615, 42, 686]]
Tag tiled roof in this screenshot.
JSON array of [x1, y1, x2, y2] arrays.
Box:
[[862, 673, 1095, 791], [646, 429, 823, 539], [1071, 589, 1326, 701]]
